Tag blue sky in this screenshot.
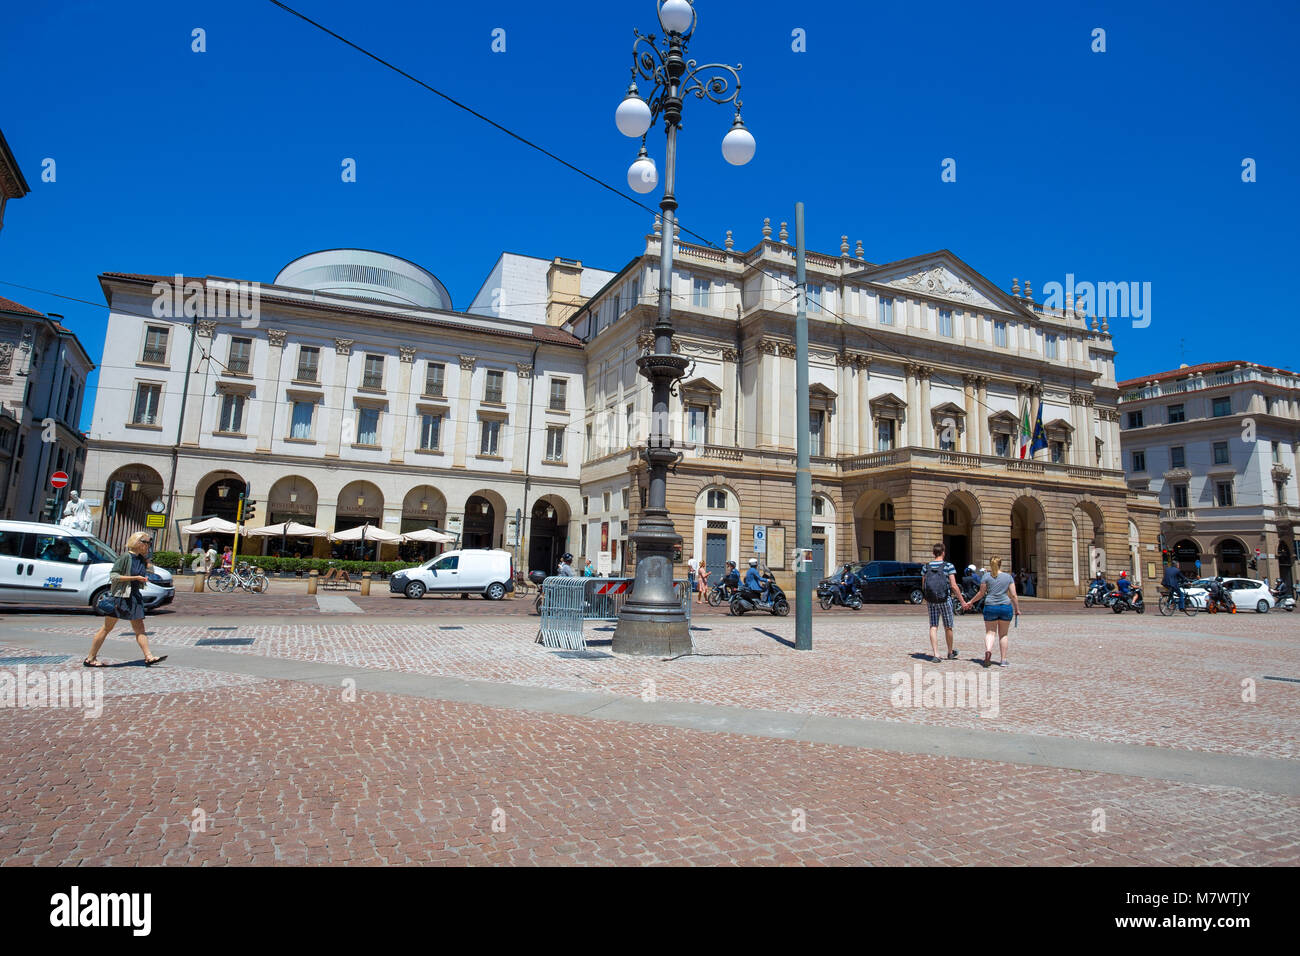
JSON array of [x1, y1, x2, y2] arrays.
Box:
[[2, 0, 1297, 427]]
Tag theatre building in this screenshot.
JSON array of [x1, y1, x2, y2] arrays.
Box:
[[569, 220, 1161, 597], [83, 249, 597, 568]]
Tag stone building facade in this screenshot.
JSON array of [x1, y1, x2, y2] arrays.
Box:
[[570, 222, 1162, 598]]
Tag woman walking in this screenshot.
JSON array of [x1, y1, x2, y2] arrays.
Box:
[[961, 556, 1020, 668], [695, 560, 708, 603], [83, 531, 167, 668]]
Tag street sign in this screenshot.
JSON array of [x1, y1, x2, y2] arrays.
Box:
[[598, 551, 612, 575], [50, 471, 69, 489], [145, 513, 166, 528], [112, 481, 125, 502], [753, 526, 766, 553]]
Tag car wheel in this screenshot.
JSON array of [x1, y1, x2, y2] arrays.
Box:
[[908, 588, 924, 605], [404, 581, 426, 599], [1256, 599, 1269, 614], [486, 582, 506, 601]]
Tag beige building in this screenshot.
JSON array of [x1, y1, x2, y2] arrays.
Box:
[[569, 220, 1162, 598], [1119, 361, 1298, 585]]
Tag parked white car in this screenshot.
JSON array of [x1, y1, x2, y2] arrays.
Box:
[[0, 520, 175, 613], [388, 548, 516, 600], [1183, 577, 1275, 613]]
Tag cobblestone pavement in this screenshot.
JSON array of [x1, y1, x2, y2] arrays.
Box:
[[9, 610, 1296, 760], [1, 678, 1296, 866]]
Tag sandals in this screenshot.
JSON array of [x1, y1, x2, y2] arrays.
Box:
[[144, 655, 168, 667], [82, 658, 107, 668]]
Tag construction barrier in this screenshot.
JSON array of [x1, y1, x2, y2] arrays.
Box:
[[537, 577, 691, 650]]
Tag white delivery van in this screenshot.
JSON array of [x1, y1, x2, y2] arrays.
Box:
[[0, 520, 175, 613], [389, 548, 515, 600]]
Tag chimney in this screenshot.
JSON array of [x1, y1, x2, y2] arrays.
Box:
[[545, 257, 585, 327]]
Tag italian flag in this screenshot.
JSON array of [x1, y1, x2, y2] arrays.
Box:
[[1018, 400, 1032, 459]]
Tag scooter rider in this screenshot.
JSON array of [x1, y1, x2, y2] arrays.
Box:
[[743, 558, 769, 605], [837, 565, 859, 605], [720, 560, 740, 597], [1116, 570, 1133, 608]]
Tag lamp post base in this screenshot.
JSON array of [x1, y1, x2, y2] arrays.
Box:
[[613, 512, 692, 656]]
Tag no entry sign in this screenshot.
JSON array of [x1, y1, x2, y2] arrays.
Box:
[[50, 471, 69, 489]]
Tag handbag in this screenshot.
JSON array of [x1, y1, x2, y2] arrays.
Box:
[[96, 593, 118, 615]]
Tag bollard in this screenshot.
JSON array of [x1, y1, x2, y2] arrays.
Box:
[[307, 569, 319, 595], [194, 573, 205, 593], [360, 572, 372, 596]]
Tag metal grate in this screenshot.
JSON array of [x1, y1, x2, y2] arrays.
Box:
[[196, 638, 254, 646], [438, 626, 463, 631], [0, 655, 73, 666]]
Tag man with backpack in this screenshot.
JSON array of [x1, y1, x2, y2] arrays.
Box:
[[922, 543, 964, 663]]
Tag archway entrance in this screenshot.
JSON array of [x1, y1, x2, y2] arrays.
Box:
[[101, 464, 166, 551], [335, 481, 384, 560], [401, 485, 447, 561], [854, 490, 896, 562], [1072, 502, 1105, 587], [1010, 496, 1046, 596], [942, 492, 979, 572], [263, 476, 320, 557], [1216, 538, 1247, 578], [188, 469, 246, 553], [528, 497, 569, 573], [1278, 541, 1293, 587], [1172, 539, 1201, 576], [463, 495, 495, 550]]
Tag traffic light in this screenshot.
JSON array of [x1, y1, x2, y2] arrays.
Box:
[[1161, 548, 1170, 565], [243, 499, 257, 523]]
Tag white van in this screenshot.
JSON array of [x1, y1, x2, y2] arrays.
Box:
[[389, 548, 515, 600], [0, 520, 175, 613]]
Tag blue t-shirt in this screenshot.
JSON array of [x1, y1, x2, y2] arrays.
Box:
[[744, 568, 764, 591]]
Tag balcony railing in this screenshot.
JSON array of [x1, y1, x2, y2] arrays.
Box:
[[227, 357, 250, 375], [361, 372, 384, 389], [1162, 508, 1196, 523], [700, 444, 742, 462], [141, 347, 167, 364]]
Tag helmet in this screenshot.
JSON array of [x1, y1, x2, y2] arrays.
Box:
[[1120, 571, 1127, 578], [726, 560, 736, 568], [967, 564, 976, 572], [562, 553, 573, 562], [749, 558, 758, 566]]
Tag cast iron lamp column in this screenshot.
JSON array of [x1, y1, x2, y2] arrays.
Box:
[[612, 0, 756, 655]]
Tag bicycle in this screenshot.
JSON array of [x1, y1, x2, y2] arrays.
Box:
[[215, 561, 269, 594], [1157, 587, 1197, 617]]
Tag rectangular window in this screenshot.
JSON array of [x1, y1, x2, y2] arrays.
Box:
[[877, 418, 895, 452], [142, 326, 169, 364], [994, 433, 1010, 457], [938, 425, 956, 451], [1126, 410, 1144, 429], [810, 411, 825, 455], [1272, 440, 1281, 464], [297, 346, 319, 382], [622, 488, 630, 510], [1212, 396, 1231, 417], [692, 278, 709, 308], [1172, 484, 1189, 509], [626, 403, 635, 444], [1045, 333, 1058, 359], [687, 405, 709, 445], [1050, 440, 1065, 464], [603, 491, 611, 512], [290, 400, 314, 440], [132, 384, 162, 425], [807, 285, 822, 313], [479, 419, 501, 456], [938, 309, 953, 337], [706, 489, 728, 509], [218, 393, 245, 434], [1171, 446, 1186, 469], [484, 370, 504, 404], [1132, 451, 1146, 472], [582, 496, 589, 516], [356, 407, 380, 445], [549, 378, 567, 411], [362, 354, 384, 390], [1216, 481, 1234, 507], [1213, 441, 1229, 465], [419, 414, 442, 451], [993, 321, 1008, 348], [545, 426, 565, 461], [585, 424, 593, 459], [424, 362, 445, 397], [227, 337, 252, 374], [1167, 403, 1185, 423], [879, 297, 893, 326]]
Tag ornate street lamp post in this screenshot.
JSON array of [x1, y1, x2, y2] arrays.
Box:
[[612, 0, 756, 655]]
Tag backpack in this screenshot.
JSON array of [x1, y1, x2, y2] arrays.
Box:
[[922, 563, 950, 603]]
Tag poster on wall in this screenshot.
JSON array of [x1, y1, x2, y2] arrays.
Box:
[[766, 526, 786, 569]]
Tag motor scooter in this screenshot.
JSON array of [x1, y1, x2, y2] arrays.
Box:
[[730, 573, 790, 616], [1271, 579, 1295, 612], [1109, 586, 1145, 614]]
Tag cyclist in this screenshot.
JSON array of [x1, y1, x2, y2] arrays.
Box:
[[1162, 562, 1188, 611]]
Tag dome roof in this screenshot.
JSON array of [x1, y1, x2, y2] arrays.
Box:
[[274, 249, 452, 311]]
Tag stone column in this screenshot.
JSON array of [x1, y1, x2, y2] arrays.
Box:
[[857, 357, 872, 453], [325, 338, 353, 458], [453, 355, 476, 468], [721, 347, 739, 448], [904, 364, 919, 447], [962, 375, 977, 454], [976, 377, 990, 456], [511, 361, 533, 473], [257, 328, 287, 453], [389, 346, 417, 464], [918, 365, 933, 448]]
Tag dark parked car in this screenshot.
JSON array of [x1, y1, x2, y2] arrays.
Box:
[[818, 561, 925, 605]]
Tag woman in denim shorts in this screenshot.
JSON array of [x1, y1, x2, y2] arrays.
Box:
[[961, 556, 1021, 668]]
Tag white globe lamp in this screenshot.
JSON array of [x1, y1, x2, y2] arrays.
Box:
[[658, 0, 694, 36], [615, 86, 653, 139], [721, 115, 756, 166], [628, 148, 658, 194]]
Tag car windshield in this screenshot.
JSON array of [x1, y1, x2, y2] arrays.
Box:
[[69, 535, 118, 564]]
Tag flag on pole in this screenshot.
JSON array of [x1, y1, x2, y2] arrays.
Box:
[[1018, 400, 1031, 459], [1030, 399, 1048, 456]]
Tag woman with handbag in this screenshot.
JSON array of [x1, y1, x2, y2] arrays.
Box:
[[83, 531, 167, 668]]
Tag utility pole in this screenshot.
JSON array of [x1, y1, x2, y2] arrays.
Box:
[[794, 202, 812, 650]]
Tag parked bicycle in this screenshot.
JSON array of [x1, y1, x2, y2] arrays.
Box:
[[209, 561, 269, 594]]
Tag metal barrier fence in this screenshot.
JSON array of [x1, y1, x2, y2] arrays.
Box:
[[537, 576, 691, 650]]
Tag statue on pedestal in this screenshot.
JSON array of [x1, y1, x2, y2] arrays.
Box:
[[59, 490, 94, 534]]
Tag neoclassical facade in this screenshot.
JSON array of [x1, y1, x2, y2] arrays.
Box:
[[84, 251, 589, 570], [1119, 361, 1298, 585], [571, 221, 1162, 597]]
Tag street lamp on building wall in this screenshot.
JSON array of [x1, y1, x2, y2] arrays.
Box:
[[612, 0, 755, 656]]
